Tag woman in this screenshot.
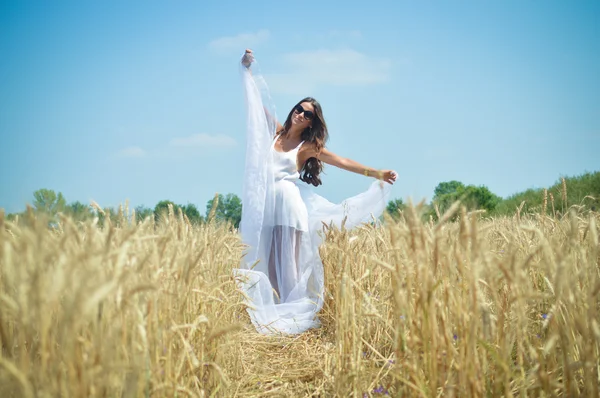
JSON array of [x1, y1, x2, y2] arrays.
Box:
[[236, 49, 397, 335]]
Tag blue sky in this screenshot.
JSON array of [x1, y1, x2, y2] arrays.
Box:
[[1, 0, 598, 214]]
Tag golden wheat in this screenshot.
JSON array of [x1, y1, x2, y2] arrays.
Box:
[[0, 201, 598, 397]]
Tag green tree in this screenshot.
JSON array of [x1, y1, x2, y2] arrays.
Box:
[[5, 212, 21, 222], [493, 188, 542, 216], [432, 181, 464, 215], [206, 193, 242, 228], [154, 200, 181, 222], [32, 189, 66, 215], [492, 171, 600, 217], [134, 205, 154, 223], [65, 201, 94, 221], [182, 203, 203, 224], [460, 185, 501, 213], [386, 198, 405, 220], [96, 206, 118, 227], [432, 181, 500, 217], [433, 181, 465, 199]]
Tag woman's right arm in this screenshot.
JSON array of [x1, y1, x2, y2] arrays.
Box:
[[265, 107, 283, 133], [242, 49, 283, 133]]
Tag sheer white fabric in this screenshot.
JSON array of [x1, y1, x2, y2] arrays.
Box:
[[236, 59, 392, 335]]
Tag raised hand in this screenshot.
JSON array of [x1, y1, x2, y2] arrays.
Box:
[[241, 49, 254, 68]]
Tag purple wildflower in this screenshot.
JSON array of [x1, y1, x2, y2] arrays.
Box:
[[373, 386, 389, 394]]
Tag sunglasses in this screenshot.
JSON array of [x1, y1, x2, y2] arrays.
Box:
[[293, 104, 314, 120]]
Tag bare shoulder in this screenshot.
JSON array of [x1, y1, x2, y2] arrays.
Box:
[[299, 141, 320, 157], [296, 141, 318, 166]]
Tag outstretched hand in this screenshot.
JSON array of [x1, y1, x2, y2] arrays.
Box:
[[379, 170, 398, 185], [241, 49, 254, 68]]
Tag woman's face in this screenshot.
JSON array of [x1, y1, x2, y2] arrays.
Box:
[[291, 102, 314, 127]]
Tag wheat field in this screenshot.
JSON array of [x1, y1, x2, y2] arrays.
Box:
[[1, 201, 599, 397]]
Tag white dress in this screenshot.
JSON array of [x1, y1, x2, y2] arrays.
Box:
[[235, 61, 391, 335], [271, 139, 309, 232]]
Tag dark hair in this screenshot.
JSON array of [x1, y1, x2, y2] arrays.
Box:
[[280, 97, 328, 186]]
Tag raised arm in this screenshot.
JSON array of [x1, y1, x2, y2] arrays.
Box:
[[264, 106, 284, 133], [315, 147, 397, 184], [242, 49, 283, 134]]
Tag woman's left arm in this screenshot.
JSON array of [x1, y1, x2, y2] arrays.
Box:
[[318, 148, 397, 184]]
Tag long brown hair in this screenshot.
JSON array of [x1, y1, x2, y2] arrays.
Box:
[[280, 97, 328, 186]]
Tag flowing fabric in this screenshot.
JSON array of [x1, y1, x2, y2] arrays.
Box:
[[236, 59, 392, 335]]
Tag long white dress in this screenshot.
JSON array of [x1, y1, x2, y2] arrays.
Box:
[[235, 61, 391, 335]]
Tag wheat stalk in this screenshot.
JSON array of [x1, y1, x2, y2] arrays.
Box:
[[1, 202, 598, 396]]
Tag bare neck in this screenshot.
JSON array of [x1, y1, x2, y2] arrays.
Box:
[[285, 125, 304, 141]]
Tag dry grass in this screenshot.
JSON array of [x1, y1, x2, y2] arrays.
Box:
[[1, 202, 599, 397]]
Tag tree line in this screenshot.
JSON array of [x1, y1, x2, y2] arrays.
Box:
[[5, 190, 243, 228], [386, 171, 599, 220], [4, 171, 599, 226]]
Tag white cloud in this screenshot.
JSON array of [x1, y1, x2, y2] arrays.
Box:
[[285, 49, 391, 85], [208, 29, 270, 54], [169, 133, 237, 148], [267, 49, 392, 95], [113, 134, 236, 161], [116, 146, 146, 158]]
